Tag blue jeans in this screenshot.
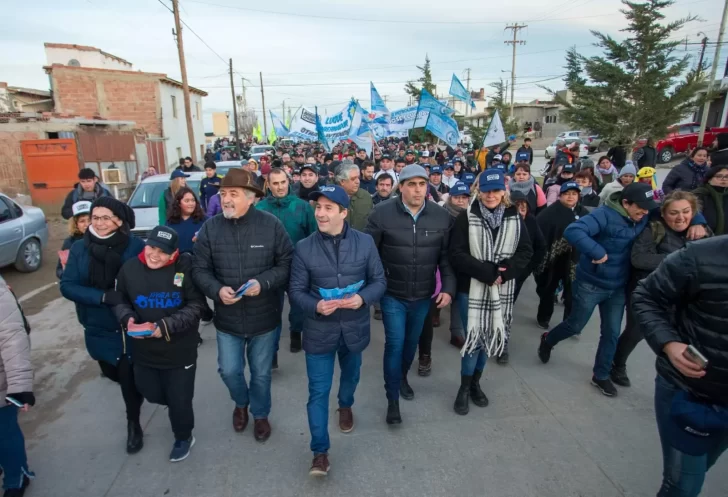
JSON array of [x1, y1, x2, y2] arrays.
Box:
[[0, 406, 34, 490], [381, 294, 431, 400], [274, 292, 305, 352], [654, 375, 728, 497], [457, 292, 487, 375], [306, 339, 362, 455], [545, 279, 625, 380], [216, 329, 276, 419]]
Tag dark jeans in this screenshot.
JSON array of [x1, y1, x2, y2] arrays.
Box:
[[216, 329, 276, 419], [274, 291, 304, 352], [98, 355, 143, 423], [613, 291, 641, 368], [134, 363, 196, 441], [381, 294, 431, 400], [654, 375, 728, 496], [305, 339, 362, 455], [457, 292, 487, 375], [0, 406, 34, 491], [536, 272, 572, 325], [545, 279, 625, 380]]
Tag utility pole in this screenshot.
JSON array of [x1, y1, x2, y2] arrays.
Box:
[[504, 23, 527, 119], [698, 0, 728, 145], [171, 0, 197, 163], [287, 107, 292, 126], [259, 72, 268, 143], [241, 78, 247, 110], [697, 34, 709, 76], [465, 68, 472, 115], [229, 59, 241, 157], [281, 101, 285, 121]]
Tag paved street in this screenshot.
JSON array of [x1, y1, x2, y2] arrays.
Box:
[[17, 280, 728, 497]]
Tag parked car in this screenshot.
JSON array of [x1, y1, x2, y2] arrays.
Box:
[[545, 138, 589, 159], [0, 193, 49, 272], [556, 130, 584, 140], [214, 160, 243, 178], [127, 172, 204, 239], [587, 135, 611, 153], [249, 145, 275, 163], [634, 122, 728, 163]]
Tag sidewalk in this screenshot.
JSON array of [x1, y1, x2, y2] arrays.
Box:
[[18, 281, 728, 497]]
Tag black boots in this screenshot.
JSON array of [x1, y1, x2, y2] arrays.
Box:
[[386, 400, 402, 425], [470, 370, 489, 407], [454, 375, 471, 415], [290, 332, 302, 353], [400, 374, 414, 400], [126, 420, 144, 454]]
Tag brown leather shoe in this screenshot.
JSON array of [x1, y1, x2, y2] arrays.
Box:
[[232, 407, 248, 433], [450, 336, 465, 349], [338, 408, 354, 433], [309, 453, 330, 476], [254, 418, 271, 442]]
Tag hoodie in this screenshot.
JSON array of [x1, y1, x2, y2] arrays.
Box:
[[256, 188, 317, 245]]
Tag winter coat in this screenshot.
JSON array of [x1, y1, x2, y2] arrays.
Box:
[[449, 204, 533, 294], [364, 198, 456, 301], [60, 236, 145, 365], [289, 224, 387, 355], [515, 145, 534, 164], [346, 187, 374, 232], [579, 192, 601, 212], [663, 159, 710, 194], [199, 175, 222, 211], [633, 236, 728, 406], [114, 252, 205, 369], [607, 146, 627, 170], [61, 182, 112, 220], [598, 180, 625, 204], [206, 194, 221, 217], [0, 277, 33, 401], [166, 217, 207, 254], [565, 192, 650, 290], [158, 187, 175, 226], [534, 201, 588, 288], [635, 145, 657, 168], [522, 213, 546, 277], [56, 234, 83, 279], [256, 191, 316, 246], [191, 207, 293, 338], [693, 184, 728, 235], [360, 178, 377, 195], [372, 192, 394, 205], [629, 218, 697, 288]]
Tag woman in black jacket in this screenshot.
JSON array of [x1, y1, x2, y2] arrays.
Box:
[[612, 192, 709, 388], [693, 165, 728, 236], [114, 226, 205, 463], [509, 190, 546, 307], [449, 171, 532, 413], [632, 236, 728, 497], [662, 147, 710, 194]]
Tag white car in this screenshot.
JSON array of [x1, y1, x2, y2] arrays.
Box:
[[557, 130, 584, 140], [545, 138, 589, 159], [127, 172, 205, 239]]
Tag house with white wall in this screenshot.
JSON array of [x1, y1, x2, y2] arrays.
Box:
[[159, 78, 207, 163]]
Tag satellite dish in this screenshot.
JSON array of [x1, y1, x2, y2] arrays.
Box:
[[68, 59, 81, 67]]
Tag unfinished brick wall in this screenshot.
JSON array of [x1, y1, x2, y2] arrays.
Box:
[[0, 131, 40, 196]]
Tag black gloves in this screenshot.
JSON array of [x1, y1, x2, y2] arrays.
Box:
[[103, 290, 125, 306], [7, 392, 35, 407]]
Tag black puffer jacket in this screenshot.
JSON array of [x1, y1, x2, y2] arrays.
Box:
[[191, 206, 293, 337], [633, 237, 728, 406], [364, 197, 456, 300]]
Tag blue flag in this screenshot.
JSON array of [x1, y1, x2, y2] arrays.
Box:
[[449, 74, 476, 110], [417, 89, 460, 147], [315, 107, 331, 152], [349, 100, 375, 157], [269, 110, 289, 138], [370, 82, 390, 119]]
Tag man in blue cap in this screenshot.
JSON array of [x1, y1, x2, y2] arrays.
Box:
[[289, 185, 386, 477]]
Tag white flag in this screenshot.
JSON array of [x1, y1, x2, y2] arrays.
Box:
[[482, 110, 506, 148]]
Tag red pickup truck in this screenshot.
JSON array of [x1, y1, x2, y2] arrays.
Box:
[[635, 122, 728, 163]]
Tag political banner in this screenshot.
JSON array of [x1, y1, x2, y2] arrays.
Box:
[[315, 108, 330, 152], [349, 100, 375, 157], [288, 107, 318, 142], [417, 89, 460, 147], [319, 101, 357, 150], [389, 105, 429, 133], [449, 74, 476, 110], [482, 110, 506, 148]]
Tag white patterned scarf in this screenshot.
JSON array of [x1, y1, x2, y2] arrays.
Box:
[[463, 202, 521, 358]]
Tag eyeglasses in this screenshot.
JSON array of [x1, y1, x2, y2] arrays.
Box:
[[92, 215, 115, 222], [713, 174, 728, 181]]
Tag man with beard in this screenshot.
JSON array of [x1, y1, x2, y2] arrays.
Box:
[[359, 161, 377, 195], [295, 164, 322, 202], [354, 148, 368, 168], [372, 174, 395, 206], [404, 149, 416, 165]]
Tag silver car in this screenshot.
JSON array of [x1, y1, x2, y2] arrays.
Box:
[[0, 194, 49, 272]]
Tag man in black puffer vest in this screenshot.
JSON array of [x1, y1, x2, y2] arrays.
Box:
[[191, 169, 293, 443], [364, 165, 456, 425]]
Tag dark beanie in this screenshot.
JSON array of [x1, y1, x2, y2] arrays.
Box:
[[91, 196, 136, 229]]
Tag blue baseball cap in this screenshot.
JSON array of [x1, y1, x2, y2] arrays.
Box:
[[450, 182, 470, 197], [560, 181, 581, 194], [491, 163, 507, 172], [453, 157, 464, 165], [309, 185, 350, 209], [462, 172, 476, 185], [444, 162, 454, 170], [430, 165, 443, 175], [479, 171, 506, 192], [170, 169, 191, 180]]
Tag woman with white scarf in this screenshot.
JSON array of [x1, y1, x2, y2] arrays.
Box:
[[449, 171, 533, 415]]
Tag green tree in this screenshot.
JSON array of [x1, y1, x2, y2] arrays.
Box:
[[404, 55, 437, 102], [546, 0, 703, 146]]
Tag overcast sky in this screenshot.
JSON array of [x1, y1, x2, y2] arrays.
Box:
[[1, 0, 724, 132]]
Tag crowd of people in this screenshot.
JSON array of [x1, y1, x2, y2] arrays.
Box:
[[0, 133, 727, 497]]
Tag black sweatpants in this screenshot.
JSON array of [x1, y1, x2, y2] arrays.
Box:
[[612, 292, 642, 368], [133, 363, 196, 441], [418, 299, 437, 358], [535, 273, 572, 325], [98, 356, 143, 424]]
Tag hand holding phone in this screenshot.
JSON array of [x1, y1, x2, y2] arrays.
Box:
[[663, 342, 707, 379], [683, 344, 709, 370]]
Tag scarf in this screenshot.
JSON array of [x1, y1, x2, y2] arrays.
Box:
[[84, 226, 129, 290], [298, 182, 319, 200], [509, 176, 536, 197], [580, 186, 594, 197], [687, 161, 709, 190], [445, 200, 466, 218], [478, 202, 505, 229], [464, 202, 520, 358]]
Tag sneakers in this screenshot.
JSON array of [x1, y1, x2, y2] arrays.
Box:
[[610, 365, 631, 387], [3, 476, 30, 497], [309, 453, 330, 477], [591, 376, 618, 397], [126, 421, 144, 454], [386, 400, 402, 425], [290, 332, 302, 353], [169, 436, 195, 462], [418, 355, 432, 377], [338, 407, 354, 433], [538, 333, 552, 364], [373, 309, 383, 320], [400, 376, 414, 400]]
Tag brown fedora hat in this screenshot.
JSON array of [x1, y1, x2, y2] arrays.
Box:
[[220, 168, 264, 198]]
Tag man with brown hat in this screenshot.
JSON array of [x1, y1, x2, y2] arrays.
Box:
[[191, 169, 293, 443]]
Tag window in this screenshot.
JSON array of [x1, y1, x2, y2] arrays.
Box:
[[196, 102, 200, 120], [0, 199, 11, 223], [678, 125, 695, 135], [171, 95, 178, 118]]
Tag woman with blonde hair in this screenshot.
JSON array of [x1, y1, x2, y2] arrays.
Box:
[[158, 169, 189, 225], [449, 171, 532, 414], [57, 201, 92, 279]]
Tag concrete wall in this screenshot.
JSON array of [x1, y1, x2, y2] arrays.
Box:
[[159, 83, 205, 166], [45, 45, 132, 71], [212, 112, 230, 137]]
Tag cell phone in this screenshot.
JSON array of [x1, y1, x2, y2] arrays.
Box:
[[234, 281, 254, 298], [683, 345, 709, 370], [5, 396, 25, 408]]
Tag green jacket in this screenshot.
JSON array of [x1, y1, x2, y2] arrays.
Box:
[[158, 187, 173, 226], [256, 191, 317, 246], [347, 187, 373, 231]]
